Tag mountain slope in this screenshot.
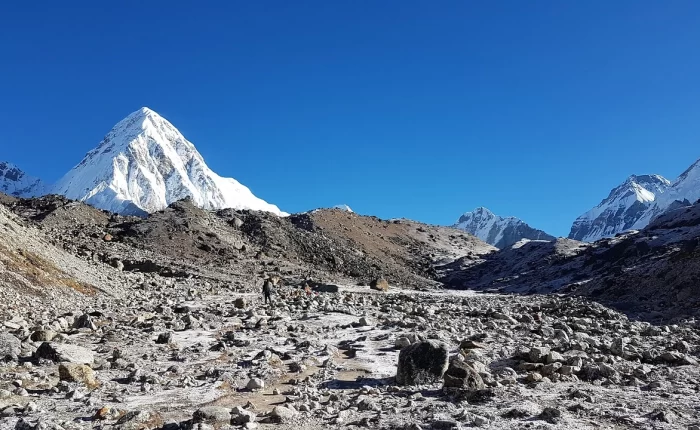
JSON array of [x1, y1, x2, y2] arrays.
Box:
[[569, 174, 670, 242], [52, 107, 285, 216], [453, 207, 555, 249], [0, 161, 46, 198]]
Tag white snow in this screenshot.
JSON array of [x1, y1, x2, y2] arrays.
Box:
[[0, 161, 46, 198], [567, 166, 700, 242], [333, 204, 353, 212], [52, 107, 286, 216]]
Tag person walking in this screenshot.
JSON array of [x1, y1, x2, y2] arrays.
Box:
[[262, 277, 273, 305]]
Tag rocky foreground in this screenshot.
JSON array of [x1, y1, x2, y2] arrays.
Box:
[[1, 279, 699, 430]]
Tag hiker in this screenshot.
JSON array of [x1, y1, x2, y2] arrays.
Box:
[[262, 277, 273, 305]]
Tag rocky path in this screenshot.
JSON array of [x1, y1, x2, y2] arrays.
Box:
[[0, 280, 699, 429]]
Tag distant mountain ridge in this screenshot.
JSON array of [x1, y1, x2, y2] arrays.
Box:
[[570, 157, 700, 241], [0, 161, 46, 198], [453, 207, 555, 249], [569, 174, 670, 242]]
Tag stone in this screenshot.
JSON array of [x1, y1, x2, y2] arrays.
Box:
[[396, 340, 449, 386], [103, 234, 113, 242], [234, 298, 247, 309], [546, 351, 564, 364], [539, 407, 562, 424], [369, 278, 389, 291], [270, 406, 297, 423], [0, 333, 21, 359], [115, 410, 165, 430], [73, 314, 97, 330], [231, 406, 256, 424], [247, 378, 264, 390], [156, 332, 173, 344], [610, 337, 628, 357], [59, 363, 100, 389], [395, 337, 411, 349], [34, 342, 94, 364], [529, 346, 550, 363], [358, 317, 371, 327], [525, 372, 543, 383], [443, 360, 485, 391], [30, 330, 57, 342], [193, 406, 232, 424]]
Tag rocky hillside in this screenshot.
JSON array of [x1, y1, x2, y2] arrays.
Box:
[[3, 194, 494, 291], [453, 207, 555, 249]]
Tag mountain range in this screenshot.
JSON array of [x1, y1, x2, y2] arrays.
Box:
[[452, 207, 555, 249], [2, 107, 700, 246]]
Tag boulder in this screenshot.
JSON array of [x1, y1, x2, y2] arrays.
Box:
[[247, 378, 264, 390], [115, 410, 164, 430], [30, 330, 57, 342], [443, 359, 485, 390], [528, 346, 550, 363], [270, 406, 297, 423], [370, 278, 390, 292], [313, 283, 340, 293], [34, 342, 94, 364], [0, 333, 21, 359], [234, 297, 247, 309], [231, 406, 256, 425], [59, 364, 100, 389], [396, 340, 449, 385], [192, 406, 232, 424]]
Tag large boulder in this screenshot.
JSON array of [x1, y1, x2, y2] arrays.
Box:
[[396, 340, 449, 385], [34, 342, 94, 364], [370, 278, 390, 292], [443, 359, 485, 390], [192, 406, 232, 425], [0, 333, 21, 359]]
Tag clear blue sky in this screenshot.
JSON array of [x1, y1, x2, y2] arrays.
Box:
[[2, 1, 700, 237]]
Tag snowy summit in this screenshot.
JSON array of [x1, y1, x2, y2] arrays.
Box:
[[52, 107, 286, 216], [569, 174, 670, 242], [0, 161, 46, 198], [453, 207, 554, 249]]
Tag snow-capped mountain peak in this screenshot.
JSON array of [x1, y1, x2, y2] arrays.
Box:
[[568, 174, 670, 242], [0, 161, 46, 198], [53, 107, 286, 216], [453, 207, 554, 249]]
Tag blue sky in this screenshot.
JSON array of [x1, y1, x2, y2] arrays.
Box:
[[2, 1, 700, 237]]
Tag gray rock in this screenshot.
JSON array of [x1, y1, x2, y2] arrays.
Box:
[[231, 406, 256, 424], [0, 332, 21, 358], [34, 342, 94, 364], [539, 407, 561, 424], [443, 360, 485, 390], [270, 406, 297, 423], [73, 314, 97, 330], [395, 337, 411, 349], [115, 410, 165, 429], [529, 346, 550, 363], [193, 406, 232, 424], [247, 378, 264, 390], [30, 330, 57, 342], [396, 340, 449, 386]]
